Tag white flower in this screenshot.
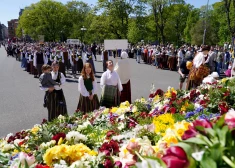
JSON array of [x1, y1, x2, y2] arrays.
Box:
[[5, 133, 13, 141], [225, 109, 235, 120], [163, 99, 170, 104], [2, 143, 14, 152], [66, 131, 87, 143], [199, 94, 204, 100], [14, 139, 24, 146], [118, 122, 125, 130], [192, 151, 204, 161], [136, 159, 163, 168]]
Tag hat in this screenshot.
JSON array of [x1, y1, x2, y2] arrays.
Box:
[[211, 72, 219, 78]]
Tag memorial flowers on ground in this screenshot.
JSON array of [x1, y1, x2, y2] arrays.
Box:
[[1, 78, 235, 167]]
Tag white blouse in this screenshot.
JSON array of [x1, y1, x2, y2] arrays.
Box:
[[78, 76, 97, 97], [100, 69, 123, 91], [40, 71, 66, 91]]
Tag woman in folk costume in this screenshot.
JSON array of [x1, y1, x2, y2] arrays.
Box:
[[186, 46, 210, 90], [167, 48, 177, 71], [101, 49, 109, 72], [70, 49, 78, 79], [54, 49, 66, 77], [114, 50, 132, 103], [26, 49, 31, 73], [21, 47, 28, 69], [40, 61, 68, 121], [100, 60, 123, 108], [85, 47, 96, 74], [28, 48, 34, 74], [77, 63, 100, 113], [45, 48, 52, 65], [77, 47, 83, 73]]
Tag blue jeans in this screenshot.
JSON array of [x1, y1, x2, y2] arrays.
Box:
[[216, 62, 222, 77]]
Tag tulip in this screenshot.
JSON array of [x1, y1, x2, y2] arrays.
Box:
[[19, 152, 35, 166], [126, 141, 141, 155], [162, 146, 188, 168], [104, 159, 114, 168], [225, 109, 235, 129], [193, 119, 212, 129], [182, 125, 198, 140], [114, 161, 122, 168]]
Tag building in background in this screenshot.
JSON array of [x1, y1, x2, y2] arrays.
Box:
[[8, 19, 18, 40], [2, 24, 8, 39]]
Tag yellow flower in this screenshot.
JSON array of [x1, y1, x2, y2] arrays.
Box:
[[181, 106, 186, 112], [31, 126, 40, 134], [102, 108, 110, 114], [132, 105, 138, 113], [120, 101, 130, 107], [152, 146, 159, 153], [58, 137, 63, 145], [111, 107, 118, 113], [221, 78, 228, 83], [140, 98, 146, 103], [153, 113, 175, 134], [153, 95, 160, 102]]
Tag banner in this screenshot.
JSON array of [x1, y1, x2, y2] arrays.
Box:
[[104, 39, 128, 50], [67, 39, 80, 44]]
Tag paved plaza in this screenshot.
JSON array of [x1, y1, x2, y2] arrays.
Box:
[[0, 47, 179, 137]]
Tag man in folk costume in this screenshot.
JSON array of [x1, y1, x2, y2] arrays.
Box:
[[114, 50, 131, 103], [54, 49, 66, 77], [33, 47, 46, 78], [100, 60, 123, 108], [101, 49, 109, 72], [70, 49, 78, 79], [85, 47, 96, 74], [45, 48, 52, 65], [77, 47, 83, 73]]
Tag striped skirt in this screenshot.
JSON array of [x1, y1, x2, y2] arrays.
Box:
[[77, 94, 100, 114], [46, 89, 68, 121], [100, 85, 120, 108], [120, 80, 131, 103]]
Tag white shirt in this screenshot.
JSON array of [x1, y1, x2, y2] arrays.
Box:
[[54, 53, 64, 63], [33, 52, 46, 67], [78, 76, 97, 97], [114, 57, 130, 84], [40, 71, 66, 91], [100, 69, 123, 91]]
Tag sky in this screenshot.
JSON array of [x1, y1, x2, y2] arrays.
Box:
[[0, 0, 220, 26]]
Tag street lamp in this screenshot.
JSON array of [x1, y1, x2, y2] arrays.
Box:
[[203, 0, 210, 45], [81, 26, 87, 44]]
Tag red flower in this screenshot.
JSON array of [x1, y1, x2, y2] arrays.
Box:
[[155, 89, 164, 97], [223, 90, 230, 97], [35, 165, 50, 168], [218, 102, 229, 115], [99, 140, 120, 155], [193, 119, 212, 129], [181, 125, 198, 140], [41, 119, 47, 124], [106, 130, 117, 139], [104, 159, 114, 168], [170, 107, 177, 114], [114, 161, 122, 168], [162, 146, 188, 168], [126, 141, 141, 154], [149, 93, 155, 98], [52, 133, 66, 143]]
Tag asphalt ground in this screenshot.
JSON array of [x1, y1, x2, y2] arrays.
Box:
[[0, 47, 179, 137]]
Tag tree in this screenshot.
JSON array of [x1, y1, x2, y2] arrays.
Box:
[[18, 0, 68, 41]]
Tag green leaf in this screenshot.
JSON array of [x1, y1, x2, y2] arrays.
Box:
[[214, 115, 225, 129], [184, 137, 207, 145], [201, 157, 217, 168], [216, 126, 228, 147], [24, 159, 29, 168]]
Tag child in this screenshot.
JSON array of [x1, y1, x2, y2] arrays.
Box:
[[225, 61, 232, 77], [39, 65, 63, 107]]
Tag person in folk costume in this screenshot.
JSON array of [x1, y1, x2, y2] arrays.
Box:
[[45, 48, 52, 65], [114, 50, 132, 103], [100, 60, 123, 108], [77, 63, 100, 113], [28, 48, 34, 75], [143, 47, 148, 63], [167, 48, 176, 71], [85, 47, 96, 74], [21, 47, 28, 69], [54, 50, 66, 77], [62, 47, 69, 74], [101, 49, 109, 72], [186, 46, 210, 90], [40, 61, 68, 121], [33, 47, 46, 78], [77, 47, 83, 74], [26, 48, 31, 73], [70, 49, 78, 79], [50, 50, 57, 64]]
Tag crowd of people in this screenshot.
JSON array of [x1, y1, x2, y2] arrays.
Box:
[[3, 42, 131, 121], [2, 41, 235, 121]]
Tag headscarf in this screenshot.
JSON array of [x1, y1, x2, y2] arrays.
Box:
[[193, 52, 205, 68], [114, 50, 131, 84]]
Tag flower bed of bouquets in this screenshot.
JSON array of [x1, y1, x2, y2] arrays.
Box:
[[1, 78, 235, 168]]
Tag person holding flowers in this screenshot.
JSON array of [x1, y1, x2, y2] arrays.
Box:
[[100, 60, 123, 108], [186, 46, 210, 90], [40, 61, 67, 121], [77, 63, 100, 113]]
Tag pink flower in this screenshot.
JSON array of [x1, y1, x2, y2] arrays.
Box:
[[114, 161, 122, 168], [19, 152, 35, 166], [225, 109, 235, 129], [162, 146, 188, 168], [182, 125, 198, 140], [103, 159, 113, 168], [126, 141, 141, 155]]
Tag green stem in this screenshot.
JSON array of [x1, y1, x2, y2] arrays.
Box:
[[222, 156, 235, 168], [135, 151, 144, 161]]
